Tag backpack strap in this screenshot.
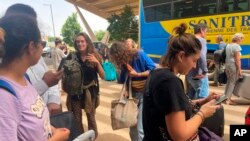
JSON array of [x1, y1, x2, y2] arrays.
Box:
[[0, 79, 17, 97], [24, 73, 31, 83]]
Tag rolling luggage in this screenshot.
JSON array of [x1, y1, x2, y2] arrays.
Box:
[[201, 106, 225, 137], [233, 74, 250, 99]]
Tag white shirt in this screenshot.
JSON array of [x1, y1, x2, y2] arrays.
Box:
[[225, 43, 242, 63], [26, 57, 61, 104]]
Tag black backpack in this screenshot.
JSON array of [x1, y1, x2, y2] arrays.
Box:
[[220, 45, 227, 64]]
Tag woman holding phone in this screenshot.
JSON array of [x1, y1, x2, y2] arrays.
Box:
[[143, 23, 221, 141]]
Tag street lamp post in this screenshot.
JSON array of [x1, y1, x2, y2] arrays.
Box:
[[44, 4, 56, 37]]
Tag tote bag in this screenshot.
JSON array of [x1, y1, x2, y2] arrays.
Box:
[[111, 76, 138, 130]]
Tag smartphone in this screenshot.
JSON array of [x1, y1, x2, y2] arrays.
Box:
[[215, 95, 228, 105], [238, 76, 244, 82], [57, 58, 66, 71]]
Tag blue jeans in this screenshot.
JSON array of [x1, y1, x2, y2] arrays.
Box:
[[187, 76, 209, 99], [129, 92, 144, 141]]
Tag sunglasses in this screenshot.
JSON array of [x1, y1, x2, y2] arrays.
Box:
[[41, 41, 47, 48]]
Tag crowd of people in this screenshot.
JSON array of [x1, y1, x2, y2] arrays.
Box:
[[0, 3, 246, 141]]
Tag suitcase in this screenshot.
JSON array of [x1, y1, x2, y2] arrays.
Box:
[[245, 107, 250, 125], [201, 106, 224, 137], [233, 74, 250, 99]]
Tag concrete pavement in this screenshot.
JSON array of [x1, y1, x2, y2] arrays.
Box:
[[60, 78, 250, 141], [44, 55, 250, 141]]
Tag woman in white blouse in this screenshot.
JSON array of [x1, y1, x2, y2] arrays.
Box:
[[224, 33, 244, 105]]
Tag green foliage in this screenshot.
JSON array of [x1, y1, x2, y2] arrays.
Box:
[[95, 30, 106, 41], [107, 5, 138, 42], [61, 13, 82, 46], [48, 36, 57, 42]]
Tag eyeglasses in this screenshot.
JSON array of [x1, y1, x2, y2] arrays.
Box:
[[37, 41, 46, 48]]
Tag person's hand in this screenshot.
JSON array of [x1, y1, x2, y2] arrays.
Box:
[[42, 70, 63, 87], [237, 70, 242, 77], [129, 69, 140, 78], [204, 92, 221, 103], [199, 100, 220, 118], [126, 64, 139, 77], [86, 53, 99, 64], [47, 103, 62, 115], [50, 128, 70, 141], [123, 90, 129, 97], [126, 64, 133, 72]]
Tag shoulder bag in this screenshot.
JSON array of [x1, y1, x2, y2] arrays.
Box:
[[110, 76, 138, 130]]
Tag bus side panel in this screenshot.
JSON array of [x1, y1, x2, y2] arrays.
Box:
[[141, 38, 168, 57], [140, 0, 170, 63]]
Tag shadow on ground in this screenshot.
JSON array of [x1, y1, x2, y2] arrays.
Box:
[[96, 133, 129, 141]]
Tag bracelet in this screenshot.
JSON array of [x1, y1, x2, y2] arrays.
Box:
[[196, 111, 205, 123], [199, 110, 206, 118]]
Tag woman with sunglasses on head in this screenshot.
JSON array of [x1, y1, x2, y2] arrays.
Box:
[[0, 14, 69, 141]]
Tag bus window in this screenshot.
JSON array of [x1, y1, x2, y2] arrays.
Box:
[[174, 0, 194, 18], [143, 0, 169, 7], [194, 0, 217, 15], [235, 0, 249, 11], [144, 3, 171, 22], [220, 0, 249, 13]]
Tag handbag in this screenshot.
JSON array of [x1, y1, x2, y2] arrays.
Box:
[[131, 79, 146, 92], [198, 127, 223, 141], [50, 111, 82, 141], [110, 76, 138, 130]]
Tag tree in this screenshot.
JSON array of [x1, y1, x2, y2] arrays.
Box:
[[48, 36, 57, 42], [107, 5, 138, 42], [61, 13, 82, 46], [95, 30, 105, 41]]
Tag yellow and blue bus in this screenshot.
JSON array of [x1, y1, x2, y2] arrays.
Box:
[[140, 0, 250, 69]]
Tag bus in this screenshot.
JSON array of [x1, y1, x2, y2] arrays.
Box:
[[140, 0, 250, 69]]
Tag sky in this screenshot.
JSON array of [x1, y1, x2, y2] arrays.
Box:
[[0, 0, 109, 37]]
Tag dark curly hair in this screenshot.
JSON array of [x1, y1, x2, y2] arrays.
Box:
[[109, 41, 138, 69], [160, 23, 201, 68]]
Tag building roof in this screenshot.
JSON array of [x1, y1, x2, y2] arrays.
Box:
[[66, 0, 139, 19]]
